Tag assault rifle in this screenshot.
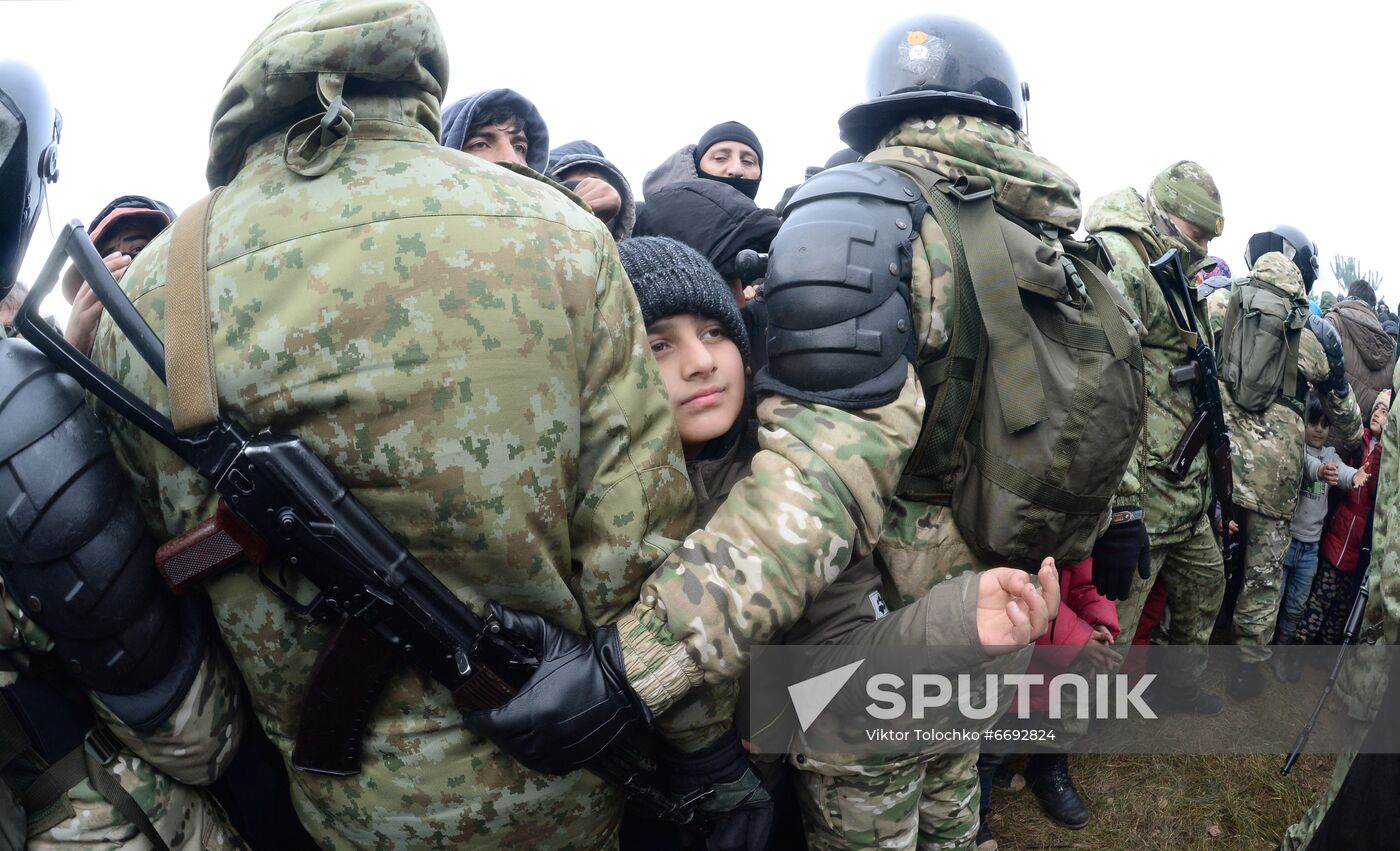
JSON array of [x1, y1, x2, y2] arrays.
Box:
[[1282, 566, 1372, 775], [15, 222, 703, 824], [1149, 249, 1241, 578]]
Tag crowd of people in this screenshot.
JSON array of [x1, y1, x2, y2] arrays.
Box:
[[2, 2, 1398, 850]]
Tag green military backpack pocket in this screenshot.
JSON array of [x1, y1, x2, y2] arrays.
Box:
[[1217, 277, 1309, 414], [863, 151, 1146, 570]]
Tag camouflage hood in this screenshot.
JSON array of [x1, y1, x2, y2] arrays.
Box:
[[206, 0, 448, 188], [1084, 187, 1167, 258], [876, 114, 1080, 234], [1250, 251, 1306, 298]]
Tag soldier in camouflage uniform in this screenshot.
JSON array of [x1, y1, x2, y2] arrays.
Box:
[[1204, 251, 1362, 699], [1280, 357, 1398, 850], [1084, 161, 1230, 713], [1, 579, 247, 850]]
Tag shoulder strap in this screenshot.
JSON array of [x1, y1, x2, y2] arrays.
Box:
[[0, 699, 167, 849], [165, 188, 226, 432], [864, 152, 1048, 434]]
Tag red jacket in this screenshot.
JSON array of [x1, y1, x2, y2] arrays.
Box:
[[1322, 432, 1383, 573], [1016, 558, 1120, 714]]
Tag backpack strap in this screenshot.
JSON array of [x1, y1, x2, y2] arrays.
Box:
[[864, 152, 1048, 435], [165, 188, 226, 432], [0, 695, 168, 849]]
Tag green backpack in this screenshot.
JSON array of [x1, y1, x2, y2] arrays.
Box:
[[863, 151, 1146, 570], [1217, 276, 1309, 415]]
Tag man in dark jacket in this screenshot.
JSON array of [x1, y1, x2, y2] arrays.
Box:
[[632, 178, 780, 306], [1327, 278, 1397, 435]]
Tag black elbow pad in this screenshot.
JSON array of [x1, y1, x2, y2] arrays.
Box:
[[753, 162, 924, 409], [0, 339, 201, 707]]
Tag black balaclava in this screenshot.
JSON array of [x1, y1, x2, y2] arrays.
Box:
[[694, 121, 763, 200]]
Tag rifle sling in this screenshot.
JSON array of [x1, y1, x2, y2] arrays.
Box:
[[165, 188, 226, 432]]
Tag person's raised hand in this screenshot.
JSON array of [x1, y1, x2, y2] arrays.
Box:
[[572, 177, 622, 224], [976, 558, 1060, 653]]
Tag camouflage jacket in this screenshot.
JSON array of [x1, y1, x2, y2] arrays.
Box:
[[1, 580, 244, 850], [620, 114, 1087, 711], [92, 2, 693, 848], [1205, 253, 1363, 521], [1085, 188, 1213, 545]]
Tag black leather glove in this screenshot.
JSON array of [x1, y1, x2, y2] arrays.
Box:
[[662, 730, 773, 851], [1307, 313, 1349, 397], [1091, 507, 1152, 601], [461, 603, 650, 775]]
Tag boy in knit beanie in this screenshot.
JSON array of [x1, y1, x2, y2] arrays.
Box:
[[617, 236, 751, 458]]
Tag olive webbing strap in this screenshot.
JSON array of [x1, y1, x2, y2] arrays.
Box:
[[79, 729, 170, 851], [165, 187, 226, 432], [946, 184, 1047, 433], [1, 696, 166, 849], [887, 166, 983, 498], [1282, 324, 1302, 404], [1065, 254, 1136, 363]]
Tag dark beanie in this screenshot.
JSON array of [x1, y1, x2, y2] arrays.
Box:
[[617, 236, 750, 363], [696, 121, 763, 165], [1349, 278, 1377, 308]]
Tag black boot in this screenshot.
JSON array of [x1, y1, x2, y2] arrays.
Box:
[[1025, 753, 1089, 829], [1228, 661, 1266, 700]]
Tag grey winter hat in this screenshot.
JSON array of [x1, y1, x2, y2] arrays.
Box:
[[618, 236, 750, 363]]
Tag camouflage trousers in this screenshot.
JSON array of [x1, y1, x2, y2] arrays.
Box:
[[795, 753, 979, 850], [1231, 509, 1292, 662], [1112, 513, 1224, 686]]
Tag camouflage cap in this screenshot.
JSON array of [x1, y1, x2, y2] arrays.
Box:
[[1149, 160, 1223, 238], [207, 0, 448, 188]]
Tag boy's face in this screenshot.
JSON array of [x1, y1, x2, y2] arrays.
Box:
[[647, 313, 746, 456], [1372, 403, 1390, 436], [1306, 418, 1331, 448]]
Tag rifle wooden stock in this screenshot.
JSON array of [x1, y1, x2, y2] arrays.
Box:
[[1165, 411, 1211, 482]]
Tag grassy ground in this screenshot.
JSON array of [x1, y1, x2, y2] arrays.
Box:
[[984, 652, 1346, 850], [985, 752, 1334, 851]]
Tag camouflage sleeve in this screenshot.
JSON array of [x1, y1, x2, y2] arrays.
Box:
[[1301, 329, 1364, 450], [1098, 233, 1151, 505], [92, 644, 246, 786], [569, 236, 695, 627], [1374, 359, 1400, 646], [617, 377, 924, 713]]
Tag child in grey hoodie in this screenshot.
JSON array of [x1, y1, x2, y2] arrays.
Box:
[[1276, 396, 1370, 680]]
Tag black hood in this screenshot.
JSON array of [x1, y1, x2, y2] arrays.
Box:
[[633, 179, 780, 279]]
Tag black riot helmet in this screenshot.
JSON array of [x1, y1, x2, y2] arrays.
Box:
[[1245, 225, 1320, 293], [0, 60, 60, 301], [838, 15, 1028, 154]]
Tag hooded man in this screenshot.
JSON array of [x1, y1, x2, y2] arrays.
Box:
[[1327, 278, 1397, 426], [642, 120, 764, 202], [546, 139, 635, 240], [440, 87, 549, 172], [61, 195, 175, 355]]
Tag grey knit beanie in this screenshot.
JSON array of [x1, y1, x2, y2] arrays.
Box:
[[618, 236, 750, 363]]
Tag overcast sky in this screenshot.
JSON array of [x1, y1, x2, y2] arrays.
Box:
[[5, 0, 1396, 326]]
